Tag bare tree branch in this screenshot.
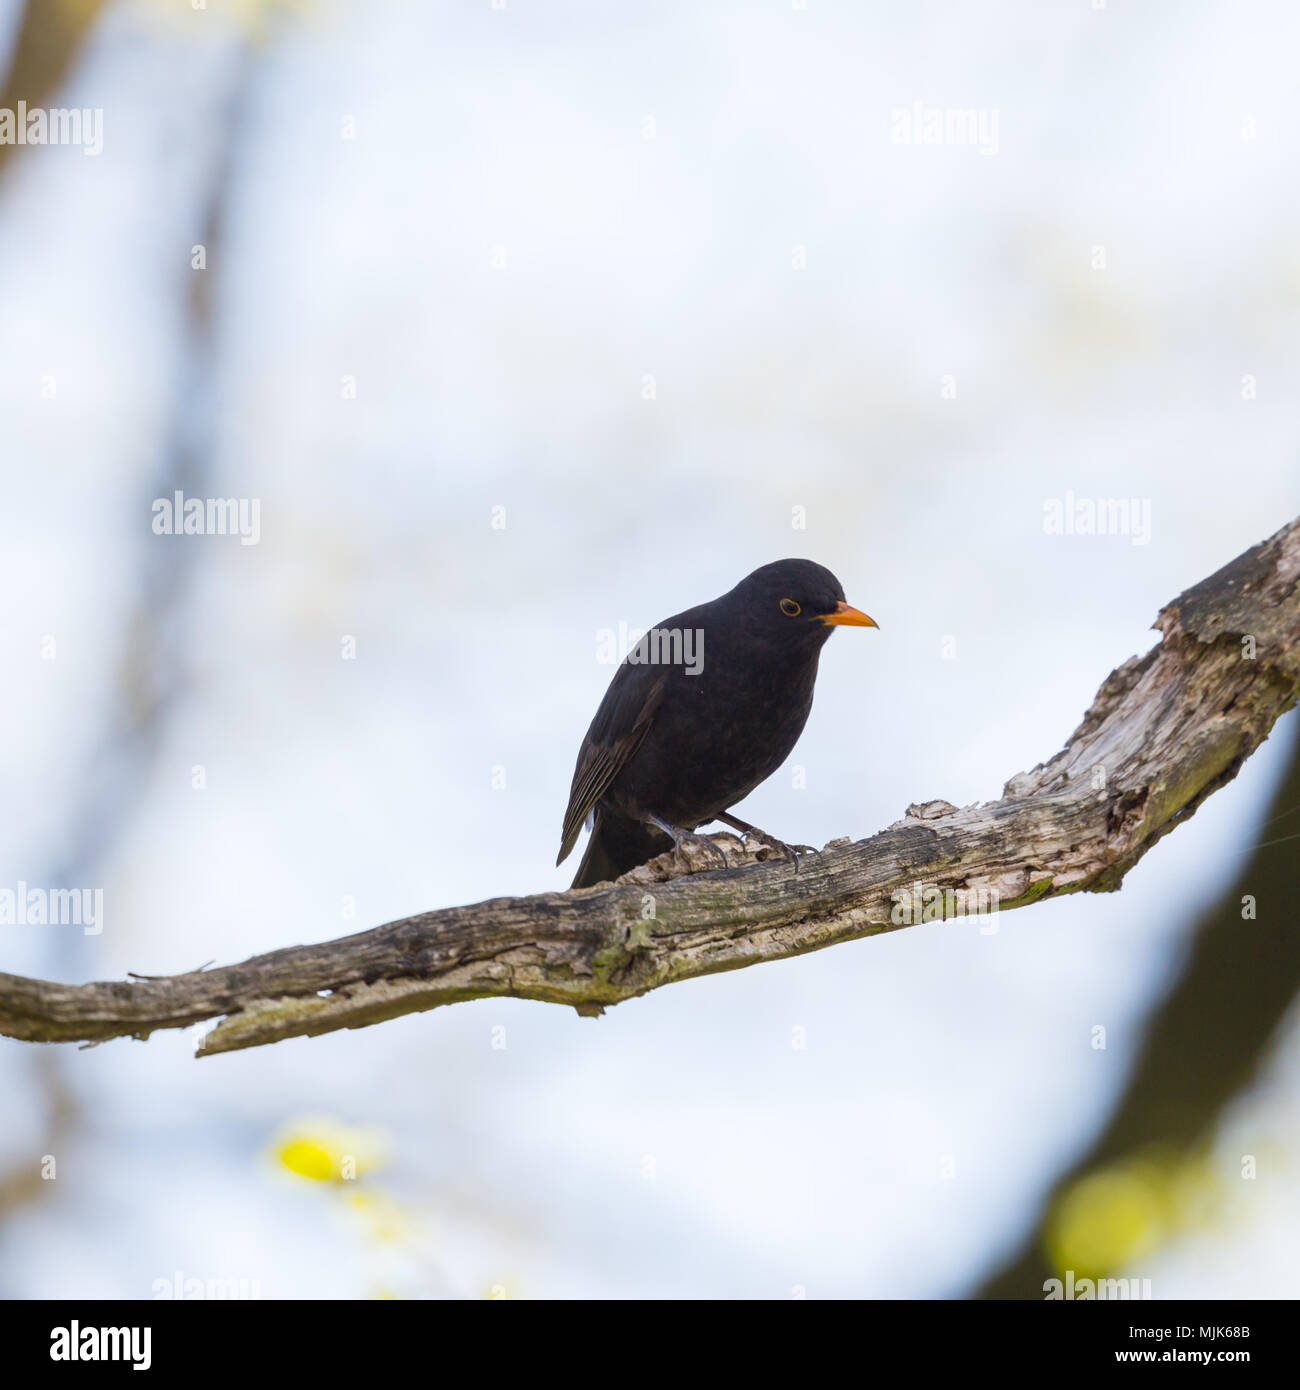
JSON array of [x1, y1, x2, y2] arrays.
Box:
[[3, 518, 1299, 1059]]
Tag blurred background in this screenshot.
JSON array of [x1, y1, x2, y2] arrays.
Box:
[[2, 0, 1298, 1299]]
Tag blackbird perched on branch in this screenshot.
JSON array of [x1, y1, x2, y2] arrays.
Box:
[[558, 559, 877, 888]]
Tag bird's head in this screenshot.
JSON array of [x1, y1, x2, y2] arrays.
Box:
[[729, 559, 877, 647]]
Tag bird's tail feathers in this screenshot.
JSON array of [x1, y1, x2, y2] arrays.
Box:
[[570, 811, 672, 889]]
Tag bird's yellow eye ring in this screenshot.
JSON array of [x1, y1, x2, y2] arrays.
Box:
[[780, 598, 801, 617]]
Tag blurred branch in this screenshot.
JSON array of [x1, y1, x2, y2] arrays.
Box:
[[0, 14, 260, 1246], [0, 1051, 78, 1230], [975, 697, 1300, 1298], [2, 518, 1298, 1059], [0, 0, 107, 181], [47, 43, 259, 971]]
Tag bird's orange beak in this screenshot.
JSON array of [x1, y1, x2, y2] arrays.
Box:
[[820, 600, 878, 628]]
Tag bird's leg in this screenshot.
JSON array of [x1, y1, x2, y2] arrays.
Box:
[[645, 812, 730, 871], [715, 812, 816, 870]]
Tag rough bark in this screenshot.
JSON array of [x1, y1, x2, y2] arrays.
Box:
[[2, 518, 1298, 1059]]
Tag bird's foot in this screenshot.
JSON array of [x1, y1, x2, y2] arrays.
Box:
[[715, 813, 818, 871], [645, 813, 730, 873]]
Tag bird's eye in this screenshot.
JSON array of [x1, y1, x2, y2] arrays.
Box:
[[779, 598, 801, 617]]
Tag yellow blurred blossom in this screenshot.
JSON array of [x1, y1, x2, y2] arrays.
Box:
[[271, 1115, 389, 1183], [1046, 1146, 1224, 1279]]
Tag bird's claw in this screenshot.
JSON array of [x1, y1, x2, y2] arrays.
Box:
[[673, 830, 729, 871], [741, 832, 820, 872], [646, 812, 731, 873]]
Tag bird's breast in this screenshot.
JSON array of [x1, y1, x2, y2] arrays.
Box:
[[609, 644, 821, 825]]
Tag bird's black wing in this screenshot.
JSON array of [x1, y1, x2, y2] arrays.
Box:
[[556, 661, 668, 867]]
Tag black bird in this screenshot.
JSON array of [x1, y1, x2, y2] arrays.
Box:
[[558, 559, 877, 888]]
